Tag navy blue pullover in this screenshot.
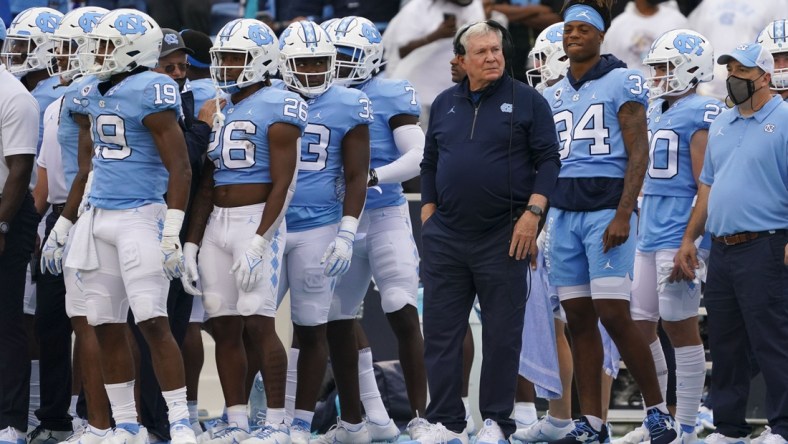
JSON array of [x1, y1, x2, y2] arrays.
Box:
[[421, 73, 561, 236]]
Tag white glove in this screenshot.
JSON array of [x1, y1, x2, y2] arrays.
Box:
[[180, 242, 202, 296], [160, 209, 185, 280], [230, 234, 272, 292], [77, 171, 93, 218], [40, 217, 73, 275], [321, 216, 359, 277]]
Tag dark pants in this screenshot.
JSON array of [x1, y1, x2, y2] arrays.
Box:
[[704, 232, 788, 439], [0, 194, 39, 431], [129, 281, 193, 440], [34, 207, 74, 432], [422, 219, 527, 437]]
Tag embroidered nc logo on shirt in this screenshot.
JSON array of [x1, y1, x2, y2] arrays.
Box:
[[764, 123, 776, 133], [500, 103, 513, 113]]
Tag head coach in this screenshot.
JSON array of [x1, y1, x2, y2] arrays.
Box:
[[418, 20, 561, 443]]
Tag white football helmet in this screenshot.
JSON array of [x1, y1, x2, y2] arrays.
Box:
[[48, 7, 108, 80], [527, 22, 568, 93], [324, 16, 383, 86], [643, 29, 714, 99], [279, 20, 336, 98], [80, 8, 162, 81], [756, 19, 788, 90], [210, 19, 279, 94], [1, 7, 63, 75], [320, 18, 339, 33]]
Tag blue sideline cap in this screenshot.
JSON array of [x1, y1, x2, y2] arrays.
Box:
[[717, 42, 774, 75]]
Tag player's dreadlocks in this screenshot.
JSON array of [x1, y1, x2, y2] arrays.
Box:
[[561, 0, 615, 30]]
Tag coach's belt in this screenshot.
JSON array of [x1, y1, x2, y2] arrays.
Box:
[[712, 229, 786, 246], [52, 203, 66, 214]]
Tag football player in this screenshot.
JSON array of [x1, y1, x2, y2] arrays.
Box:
[[322, 16, 425, 443], [541, 1, 681, 443], [275, 20, 371, 444], [182, 18, 306, 444], [627, 28, 722, 444], [36, 8, 112, 444], [43, 8, 196, 444], [757, 19, 788, 100]]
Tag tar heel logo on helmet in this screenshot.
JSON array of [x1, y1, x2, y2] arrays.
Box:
[[113, 13, 148, 36], [673, 33, 705, 56], [247, 23, 273, 46], [78, 12, 103, 33], [35, 11, 61, 33], [361, 22, 381, 44], [546, 27, 563, 43]]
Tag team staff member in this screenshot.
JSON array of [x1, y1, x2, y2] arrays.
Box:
[[420, 20, 560, 443], [673, 42, 788, 444], [0, 17, 41, 443]]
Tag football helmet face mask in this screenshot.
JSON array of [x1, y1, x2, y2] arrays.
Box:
[[279, 20, 336, 98], [757, 19, 788, 90], [526, 22, 568, 93], [48, 7, 108, 80], [80, 8, 162, 81], [324, 16, 382, 86], [1, 7, 63, 76], [643, 29, 714, 99], [210, 19, 279, 94]]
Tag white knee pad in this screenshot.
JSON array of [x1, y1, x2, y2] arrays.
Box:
[[631, 250, 659, 322], [590, 275, 631, 301]]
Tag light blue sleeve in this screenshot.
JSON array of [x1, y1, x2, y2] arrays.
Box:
[[617, 69, 649, 110], [699, 126, 716, 186], [377, 79, 421, 121], [267, 90, 308, 134], [140, 76, 183, 120]]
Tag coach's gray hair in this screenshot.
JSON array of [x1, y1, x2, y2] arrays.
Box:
[[459, 21, 503, 54]]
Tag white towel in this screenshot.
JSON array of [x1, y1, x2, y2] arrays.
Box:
[[64, 207, 99, 271]]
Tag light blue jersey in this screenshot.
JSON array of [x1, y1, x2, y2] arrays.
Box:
[[59, 75, 99, 189], [185, 78, 215, 119], [638, 94, 723, 251], [544, 68, 648, 178], [286, 85, 372, 232], [78, 71, 184, 210], [700, 95, 788, 236], [207, 86, 307, 187], [32, 75, 64, 151], [355, 76, 420, 210]]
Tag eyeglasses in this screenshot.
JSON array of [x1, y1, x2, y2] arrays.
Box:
[[162, 62, 190, 74]]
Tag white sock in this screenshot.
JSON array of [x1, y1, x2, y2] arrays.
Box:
[[187, 401, 199, 423], [649, 339, 669, 403], [546, 412, 572, 427], [266, 408, 285, 426], [162, 386, 190, 424], [29, 360, 41, 428], [514, 402, 537, 426], [104, 381, 138, 425], [69, 395, 79, 419], [585, 415, 603, 432], [293, 409, 314, 430], [226, 404, 249, 431], [674, 345, 706, 430], [358, 348, 389, 424], [285, 349, 299, 425]]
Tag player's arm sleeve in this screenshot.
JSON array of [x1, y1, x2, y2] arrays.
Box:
[[2, 92, 40, 157], [526, 91, 561, 198], [375, 124, 424, 184], [420, 104, 439, 205]]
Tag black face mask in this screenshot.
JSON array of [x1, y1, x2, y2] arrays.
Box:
[[726, 73, 765, 105]]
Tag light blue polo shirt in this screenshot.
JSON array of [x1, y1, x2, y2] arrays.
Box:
[[700, 95, 788, 236]]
